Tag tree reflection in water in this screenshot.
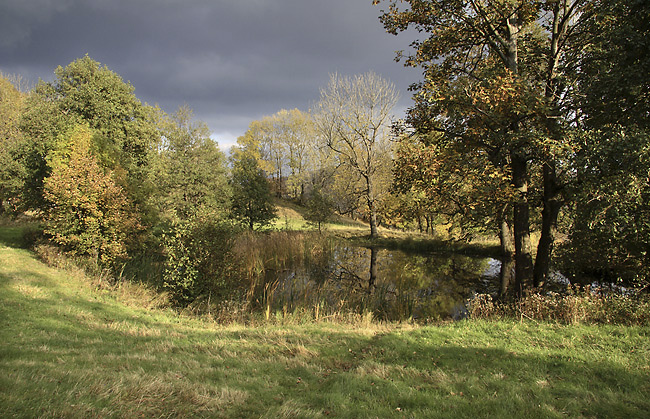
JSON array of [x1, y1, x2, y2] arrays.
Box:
[[267, 242, 511, 321]]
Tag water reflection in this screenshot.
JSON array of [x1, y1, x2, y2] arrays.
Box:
[[266, 242, 518, 321]]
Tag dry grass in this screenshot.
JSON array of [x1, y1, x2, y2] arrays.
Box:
[[468, 286, 650, 325]]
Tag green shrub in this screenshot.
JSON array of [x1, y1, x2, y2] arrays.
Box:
[[162, 215, 240, 305]]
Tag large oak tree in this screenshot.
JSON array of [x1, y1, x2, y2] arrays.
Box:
[[376, 0, 587, 291]]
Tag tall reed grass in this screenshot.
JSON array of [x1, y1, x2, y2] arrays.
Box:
[[232, 231, 335, 310], [468, 285, 650, 325]]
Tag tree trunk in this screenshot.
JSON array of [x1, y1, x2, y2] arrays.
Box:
[[367, 177, 379, 238], [499, 257, 516, 298], [498, 211, 516, 297], [369, 205, 379, 238], [534, 1, 565, 289], [501, 17, 531, 293], [511, 151, 534, 294], [248, 202, 255, 230], [368, 247, 378, 294], [499, 205, 515, 257], [534, 162, 562, 288]]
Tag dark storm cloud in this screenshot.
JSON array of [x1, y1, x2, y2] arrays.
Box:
[[0, 0, 419, 147]]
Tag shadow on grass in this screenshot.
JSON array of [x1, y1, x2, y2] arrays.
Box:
[[353, 331, 650, 418], [0, 220, 42, 249], [2, 259, 649, 417], [1, 224, 648, 418]]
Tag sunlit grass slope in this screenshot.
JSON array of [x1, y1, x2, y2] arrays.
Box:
[[1, 225, 649, 418], [271, 198, 370, 234]]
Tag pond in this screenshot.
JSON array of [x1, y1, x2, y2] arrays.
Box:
[[258, 242, 536, 321]]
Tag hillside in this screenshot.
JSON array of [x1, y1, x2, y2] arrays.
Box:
[[271, 197, 370, 233], [1, 224, 649, 418]]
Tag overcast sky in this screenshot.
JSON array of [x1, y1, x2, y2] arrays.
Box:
[[0, 0, 420, 149]]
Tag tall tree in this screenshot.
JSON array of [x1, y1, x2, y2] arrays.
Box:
[[314, 72, 398, 238], [229, 152, 277, 231], [377, 0, 586, 291], [151, 105, 230, 222], [19, 56, 159, 217], [560, 0, 650, 287], [238, 109, 316, 200], [0, 74, 26, 214], [236, 116, 284, 198], [273, 109, 316, 201]]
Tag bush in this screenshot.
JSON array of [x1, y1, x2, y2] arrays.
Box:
[[162, 215, 240, 305], [559, 127, 650, 289]]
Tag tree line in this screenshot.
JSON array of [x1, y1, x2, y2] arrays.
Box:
[[234, 73, 398, 237], [1, 0, 648, 304], [0, 57, 399, 303]]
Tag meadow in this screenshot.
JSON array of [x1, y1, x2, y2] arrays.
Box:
[[1, 222, 649, 418]]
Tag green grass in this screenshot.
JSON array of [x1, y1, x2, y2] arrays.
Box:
[[1, 225, 649, 418], [270, 198, 376, 234]]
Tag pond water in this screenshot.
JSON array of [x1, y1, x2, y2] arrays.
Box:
[[261, 243, 535, 321]]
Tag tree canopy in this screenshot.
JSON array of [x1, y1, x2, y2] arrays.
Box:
[[229, 151, 277, 231], [18, 56, 160, 214], [151, 105, 230, 223], [314, 72, 398, 238], [235, 109, 316, 200], [376, 0, 589, 291]]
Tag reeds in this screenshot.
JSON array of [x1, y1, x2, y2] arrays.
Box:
[[467, 285, 650, 325], [232, 231, 334, 306], [221, 231, 474, 324]]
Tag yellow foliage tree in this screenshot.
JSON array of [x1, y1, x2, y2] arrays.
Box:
[[44, 125, 141, 265]]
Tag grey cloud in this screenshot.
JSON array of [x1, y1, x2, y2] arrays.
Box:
[[0, 0, 76, 47], [0, 0, 420, 147]]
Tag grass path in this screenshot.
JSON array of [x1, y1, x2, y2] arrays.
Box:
[[1, 225, 649, 418]]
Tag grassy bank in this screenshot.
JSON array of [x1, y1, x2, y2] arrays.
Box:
[[271, 198, 369, 233], [1, 225, 649, 418], [270, 198, 502, 259]]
